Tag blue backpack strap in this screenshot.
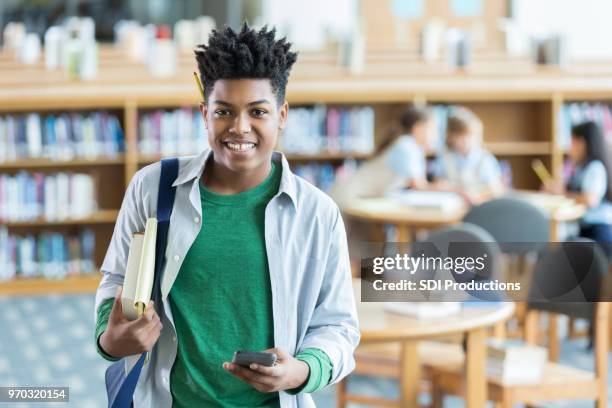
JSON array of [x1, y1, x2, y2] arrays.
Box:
[[152, 158, 179, 315], [106, 158, 179, 408]]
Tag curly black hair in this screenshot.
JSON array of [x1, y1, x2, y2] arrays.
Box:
[[194, 23, 298, 105]]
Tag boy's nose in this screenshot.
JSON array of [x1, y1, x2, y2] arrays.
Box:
[[231, 113, 251, 134]]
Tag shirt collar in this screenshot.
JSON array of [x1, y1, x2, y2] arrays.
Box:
[[171, 149, 298, 209]]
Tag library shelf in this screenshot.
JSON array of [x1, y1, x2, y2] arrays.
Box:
[[2, 48, 612, 295], [3, 210, 119, 227], [0, 274, 101, 296], [0, 156, 126, 170]]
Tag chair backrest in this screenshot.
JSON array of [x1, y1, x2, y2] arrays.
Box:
[[463, 197, 549, 255], [528, 238, 609, 319], [415, 223, 503, 301]]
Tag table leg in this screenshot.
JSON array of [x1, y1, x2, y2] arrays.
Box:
[[399, 340, 420, 408], [549, 220, 559, 242], [465, 327, 487, 408]]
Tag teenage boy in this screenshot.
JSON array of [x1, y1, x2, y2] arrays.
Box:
[[94, 23, 360, 407]]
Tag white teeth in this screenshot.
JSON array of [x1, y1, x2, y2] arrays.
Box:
[[226, 142, 255, 151]]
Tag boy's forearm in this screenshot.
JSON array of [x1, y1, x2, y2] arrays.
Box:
[[287, 348, 333, 394], [95, 297, 120, 361]]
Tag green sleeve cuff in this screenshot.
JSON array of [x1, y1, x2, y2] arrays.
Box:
[[95, 297, 121, 362], [287, 348, 333, 394]]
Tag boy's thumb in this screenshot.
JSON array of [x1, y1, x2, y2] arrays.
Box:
[[110, 286, 123, 319]]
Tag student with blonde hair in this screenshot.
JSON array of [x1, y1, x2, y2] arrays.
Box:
[[432, 106, 503, 204]]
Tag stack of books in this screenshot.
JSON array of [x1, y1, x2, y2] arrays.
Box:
[[138, 108, 208, 156], [0, 227, 96, 281], [0, 172, 97, 222], [281, 105, 374, 154], [486, 340, 547, 384], [0, 111, 124, 162]]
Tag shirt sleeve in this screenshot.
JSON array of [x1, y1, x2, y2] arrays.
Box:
[[581, 161, 608, 205], [480, 152, 503, 191], [298, 208, 360, 385], [287, 348, 333, 394], [431, 155, 446, 179], [95, 297, 120, 361], [385, 137, 425, 182]]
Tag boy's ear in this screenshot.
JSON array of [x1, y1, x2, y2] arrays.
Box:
[[278, 100, 289, 130], [199, 102, 208, 129]]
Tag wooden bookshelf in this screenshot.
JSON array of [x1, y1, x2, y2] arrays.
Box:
[[0, 156, 125, 169], [0, 274, 101, 296], [3, 210, 119, 227], [2, 49, 612, 295]]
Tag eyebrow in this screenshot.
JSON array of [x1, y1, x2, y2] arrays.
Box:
[[212, 99, 273, 107]]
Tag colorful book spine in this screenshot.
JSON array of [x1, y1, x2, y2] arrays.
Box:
[[138, 108, 208, 156], [293, 159, 359, 192], [281, 105, 375, 155], [0, 111, 124, 163], [0, 227, 96, 281], [0, 172, 97, 222]]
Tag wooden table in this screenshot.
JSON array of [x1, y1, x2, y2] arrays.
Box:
[[350, 281, 515, 408], [343, 191, 585, 242]]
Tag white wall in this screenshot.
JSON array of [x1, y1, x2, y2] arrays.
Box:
[[260, 0, 357, 50], [512, 0, 612, 59]]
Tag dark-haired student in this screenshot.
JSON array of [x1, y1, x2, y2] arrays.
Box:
[[93, 23, 359, 407], [544, 121, 612, 257], [329, 105, 434, 208]]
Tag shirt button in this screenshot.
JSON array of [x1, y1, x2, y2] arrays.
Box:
[[172, 336, 177, 342], [278, 205, 283, 210], [194, 216, 200, 224], [163, 376, 168, 384], [173, 255, 180, 262]]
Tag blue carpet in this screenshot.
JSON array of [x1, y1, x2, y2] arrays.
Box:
[[0, 295, 609, 407]]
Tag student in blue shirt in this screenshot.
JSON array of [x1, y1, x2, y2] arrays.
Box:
[[432, 106, 504, 204], [545, 121, 612, 257], [329, 105, 434, 208]]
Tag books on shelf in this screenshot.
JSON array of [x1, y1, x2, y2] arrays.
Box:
[[139, 108, 208, 156], [0, 227, 96, 281], [280, 105, 374, 155], [0, 111, 124, 163], [293, 159, 358, 192], [559, 102, 612, 150], [0, 172, 97, 222], [486, 340, 547, 385]]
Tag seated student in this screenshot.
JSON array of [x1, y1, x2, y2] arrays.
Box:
[[432, 106, 504, 204], [329, 105, 434, 209], [544, 121, 612, 257]]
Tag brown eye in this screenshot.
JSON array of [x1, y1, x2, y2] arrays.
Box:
[[251, 109, 267, 117], [215, 109, 231, 117]]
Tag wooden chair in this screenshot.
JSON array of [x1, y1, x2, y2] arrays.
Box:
[[430, 302, 609, 408], [430, 240, 610, 408]]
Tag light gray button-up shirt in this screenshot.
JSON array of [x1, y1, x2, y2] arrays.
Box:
[[95, 149, 360, 407]]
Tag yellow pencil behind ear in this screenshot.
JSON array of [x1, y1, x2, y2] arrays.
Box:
[[193, 71, 205, 102]]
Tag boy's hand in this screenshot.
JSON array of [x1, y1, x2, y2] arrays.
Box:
[[223, 348, 309, 393], [99, 287, 163, 358]]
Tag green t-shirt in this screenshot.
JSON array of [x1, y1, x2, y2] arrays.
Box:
[[94, 161, 333, 406]]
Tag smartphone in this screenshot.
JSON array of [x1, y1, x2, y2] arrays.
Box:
[[232, 351, 277, 368]]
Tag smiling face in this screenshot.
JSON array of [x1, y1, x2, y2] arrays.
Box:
[[201, 79, 288, 180]]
